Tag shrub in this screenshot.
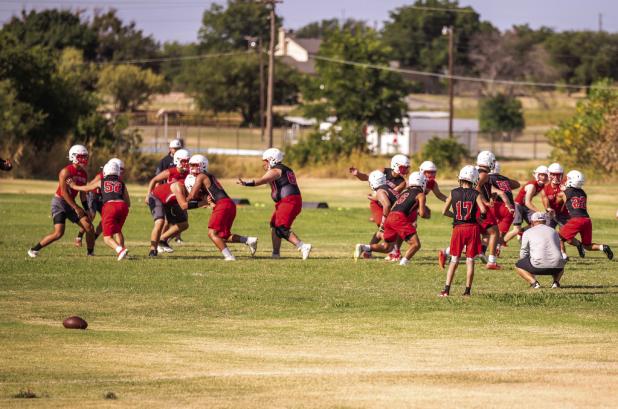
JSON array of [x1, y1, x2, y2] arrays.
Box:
[[417, 136, 469, 171]]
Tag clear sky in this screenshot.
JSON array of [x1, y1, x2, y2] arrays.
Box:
[[1, 0, 617, 44]]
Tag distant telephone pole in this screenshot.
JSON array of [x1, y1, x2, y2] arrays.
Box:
[[259, 0, 281, 148], [599, 13, 603, 32], [443, 26, 455, 138]]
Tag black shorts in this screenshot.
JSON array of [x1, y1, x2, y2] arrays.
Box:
[[548, 214, 569, 229], [513, 203, 534, 226], [87, 192, 103, 214], [515, 257, 564, 276], [51, 197, 81, 225], [165, 203, 188, 224]]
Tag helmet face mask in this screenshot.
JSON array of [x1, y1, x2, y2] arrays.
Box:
[[69, 145, 89, 166], [423, 170, 436, 180], [391, 154, 410, 176], [173, 149, 191, 172], [533, 166, 549, 185], [189, 154, 208, 175], [550, 173, 563, 185]]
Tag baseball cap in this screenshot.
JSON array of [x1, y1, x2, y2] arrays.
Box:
[[169, 139, 183, 149], [530, 212, 547, 222]]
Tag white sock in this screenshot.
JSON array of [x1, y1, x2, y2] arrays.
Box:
[[445, 246, 450, 257], [488, 255, 497, 263], [599, 244, 605, 251], [296, 241, 304, 249], [115, 245, 123, 254], [361, 244, 371, 252], [561, 252, 568, 260], [221, 247, 233, 258]]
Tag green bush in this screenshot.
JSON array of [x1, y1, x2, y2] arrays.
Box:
[[479, 93, 525, 136], [417, 136, 469, 171]]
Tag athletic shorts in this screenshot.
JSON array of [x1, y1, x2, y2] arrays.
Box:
[[492, 201, 514, 234], [270, 194, 302, 229], [148, 194, 166, 221], [513, 203, 534, 226], [209, 198, 236, 239], [383, 211, 416, 243], [101, 201, 129, 237], [515, 257, 564, 276], [559, 217, 592, 246], [449, 223, 482, 258], [547, 213, 569, 229], [165, 203, 188, 224], [87, 192, 103, 215], [50, 196, 80, 225], [477, 206, 498, 234], [369, 200, 383, 227]]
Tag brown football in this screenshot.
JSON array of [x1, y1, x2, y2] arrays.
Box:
[[62, 316, 88, 330]]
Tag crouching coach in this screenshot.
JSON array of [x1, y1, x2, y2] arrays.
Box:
[[515, 212, 566, 289]]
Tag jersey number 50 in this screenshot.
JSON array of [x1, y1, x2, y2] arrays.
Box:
[[103, 181, 122, 193]]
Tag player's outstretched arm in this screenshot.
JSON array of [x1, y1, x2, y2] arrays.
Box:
[[493, 187, 514, 211], [145, 171, 169, 203], [376, 190, 391, 226], [59, 168, 85, 219], [509, 179, 521, 189], [418, 193, 428, 218], [348, 167, 369, 181], [238, 168, 281, 187], [67, 177, 100, 193], [476, 194, 487, 217], [442, 195, 454, 218], [524, 185, 539, 212], [432, 183, 448, 202]]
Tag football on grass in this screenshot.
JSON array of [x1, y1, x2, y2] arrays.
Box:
[[62, 316, 88, 330]]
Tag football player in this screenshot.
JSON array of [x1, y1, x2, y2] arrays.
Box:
[[28, 145, 95, 257], [349, 154, 410, 260], [419, 161, 447, 202], [488, 161, 520, 243], [555, 170, 613, 260], [503, 165, 548, 244], [354, 170, 399, 259], [145, 149, 191, 252], [355, 171, 427, 266], [185, 154, 258, 261], [439, 165, 487, 297], [68, 160, 130, 260], [238, 148, 312, 260]]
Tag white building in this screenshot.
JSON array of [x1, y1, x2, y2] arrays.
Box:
[[275, 28, 321, 75]]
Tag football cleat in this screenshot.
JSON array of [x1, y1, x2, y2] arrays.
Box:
[[158, 242, 174, 253], [439, 290, 449, 297], [354, 244, 363, 261], [27, 249, 39, 258], [551, 281, 561, 289], [486, 262, 502, 270], [385, 249, 401, 262], [399, 258, 410, 266], [438, 250, 446, 269], [117, 248, 128, 261], [224, 255, 236, 261], [148, 249, 158, 257], [246, 237, 258, 256], [531, 281, 541, 289], [271, 253, 280, 259], [174, 236, 184, 244], [362, 251, 373, 259], [300, 243, 312, 260], [478, 253, 488, 264], [576, 243, 586, 258], [603, 245, 613, 260]]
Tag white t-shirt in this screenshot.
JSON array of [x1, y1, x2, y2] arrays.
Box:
[[520, 224, 566, 268]]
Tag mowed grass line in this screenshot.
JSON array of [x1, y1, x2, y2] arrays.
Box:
[[0, 180, 617, 408]]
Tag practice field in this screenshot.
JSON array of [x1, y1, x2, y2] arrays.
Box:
[[0, 179, 617, 408]]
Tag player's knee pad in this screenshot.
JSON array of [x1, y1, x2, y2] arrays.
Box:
[[274, 225, 291, 239], [450, 256, 459, 264]]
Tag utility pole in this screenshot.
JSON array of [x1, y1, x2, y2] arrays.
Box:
[[261, 0, 281, 148], [443, 26, 455, 138], [259, 37, 265, 141], [599, 13, 603, 32]]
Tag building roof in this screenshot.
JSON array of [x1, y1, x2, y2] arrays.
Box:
[[279, 55, 317, 75], [292, 37, 321, 55]]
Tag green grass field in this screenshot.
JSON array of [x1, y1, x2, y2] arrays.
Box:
[[1, 179, 617, 408]]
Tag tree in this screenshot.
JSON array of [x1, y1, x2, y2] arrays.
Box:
[[159, 41, 199, 91], [479, 94, 525, 137], [188, 53, 299, 125], [294, 18, 367, 39], [419, 136, 468, 170], [304, 27, 409, 129], [98, 64, 165, 112], [198, 0, 280, 51], [547, 79, 618, 174], [90, 9, 160, 64], [0, 80, 45, 154], [1, 9, 98, 60], [382, 0, 492, 73]]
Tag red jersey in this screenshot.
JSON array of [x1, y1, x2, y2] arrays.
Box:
[[167, 167, 187, 183], [55, 164, 87, 199], [153, 182, 180, 205], [424, 179, 436, 194], [544, 183, 567, 215], [515, 180, 543, 205]]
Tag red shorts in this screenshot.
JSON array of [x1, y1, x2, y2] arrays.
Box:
[[491, 201, 514, 234], [270, 194, 302, 229], [369, 200, 383, 226], [559, 217, 592, 245], [101, 201, 129, 237], [477, 206, 497, 234], [208, 198, 236, 239], [383, 211, 417, 243], [450, 224, 482, 258]]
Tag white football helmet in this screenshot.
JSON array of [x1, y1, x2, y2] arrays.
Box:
[[548, 162, 564, 184], [459, 165, 480, 186], [490, 161, 501, 175], [566, 170, 585, 188], [184, 174, 196, 193], [419, 160, 437, 173], [476, 150, 496, 170], [189, 154, 208, 175], [262, 148, 283, 168], [169, 139, 183, 149], [102, 161, 120, 177], [391, 154, 410, 175], [173, 149, 191, 171], [408, 171, 427, 190], [533, 165, 549, 183], [68, 144, 89, 165], [368, 170, 386, 190]]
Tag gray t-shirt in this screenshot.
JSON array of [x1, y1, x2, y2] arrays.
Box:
[[520, 224, 566, 269]]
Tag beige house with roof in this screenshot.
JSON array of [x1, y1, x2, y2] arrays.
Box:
[[275, 28, 321, 75]]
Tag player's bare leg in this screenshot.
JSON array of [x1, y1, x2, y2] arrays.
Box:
[[80, 217, 95, 256], [208, 228, 236, 260], [75, 227, 85, 247], [583, 242, 613, 259], [29, 223, 66, 257], [552, 269, 564, 288], [440, 257, 459, 296], [103, 234, 128, 260], [486, 225, 501, 269], [160, 221, 188, 243], [399, 234, 420, 265], [228, 234, 258, 256], [149, 219, 165, 256], [271, 228, 282, 258], [503, 225, 522, 243], [114, 232, 125, 248], [515, 267, 537, 285], [463, 257, 475, 295]]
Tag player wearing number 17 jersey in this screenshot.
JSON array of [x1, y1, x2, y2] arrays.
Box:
[[555, 170, 613, 260], [67, 160, 130, 260], [439, 165, 488, 297]]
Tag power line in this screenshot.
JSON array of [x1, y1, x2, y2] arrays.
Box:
[[95, 50, 250, 66]]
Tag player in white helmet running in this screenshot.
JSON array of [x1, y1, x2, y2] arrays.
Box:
[[238, 148, 312, 260], [28, 145, 95, 258], [419, 160, 447, 202]]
